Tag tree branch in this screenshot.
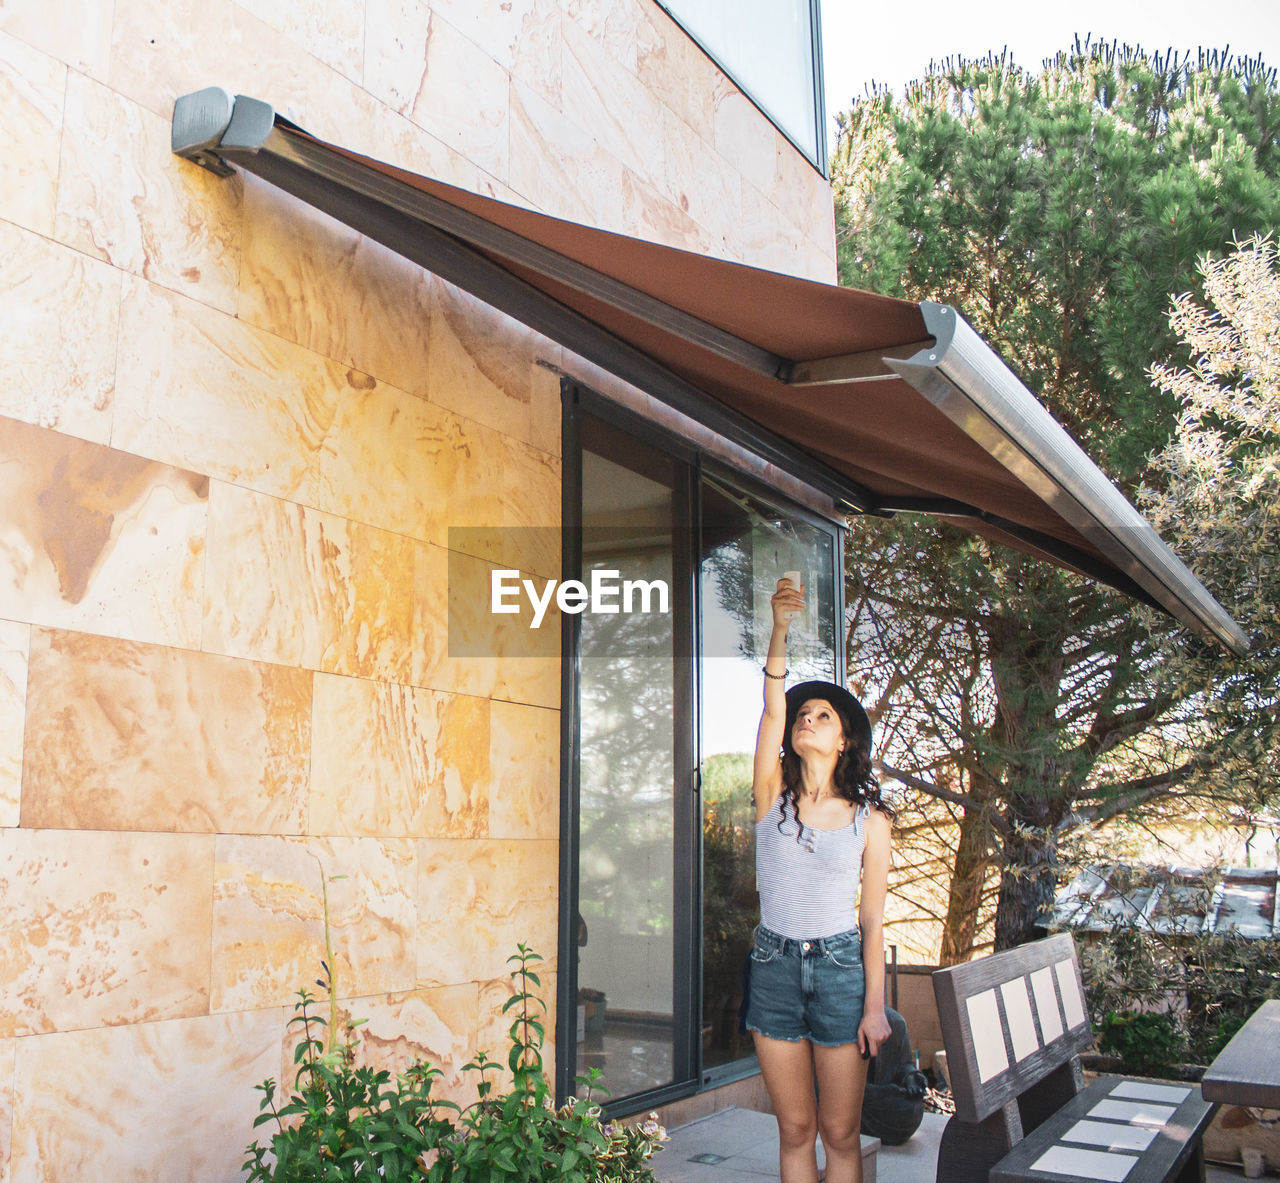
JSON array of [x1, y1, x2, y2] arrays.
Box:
[[877, 762, 1011, 836]]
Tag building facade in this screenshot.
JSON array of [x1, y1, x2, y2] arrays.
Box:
[[0, 0, 839, 1175]]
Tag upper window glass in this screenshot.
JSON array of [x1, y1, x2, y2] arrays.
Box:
[[656, 0, 825, 169]]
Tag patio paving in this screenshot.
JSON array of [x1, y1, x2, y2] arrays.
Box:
[[654, 1107, 1251, 1182]]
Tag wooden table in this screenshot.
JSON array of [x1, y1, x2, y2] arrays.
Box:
[[1202, 998, 1280, 1108]]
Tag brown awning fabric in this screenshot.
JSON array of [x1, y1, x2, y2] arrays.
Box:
[[171, 87, 1247, 654]]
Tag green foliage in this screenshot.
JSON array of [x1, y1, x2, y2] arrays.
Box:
[[1140, 237, 1280, 810], [1096, 1011, 1187, 1076], [243, 945, 668, 1182], [1078, 917, 1280, 1069], [831, 39, 1280, 954], [834, 41, 1280, 477]]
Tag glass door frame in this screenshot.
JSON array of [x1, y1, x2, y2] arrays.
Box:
[[555, 382, 701, 1113], [555, 379, 847, 1111]]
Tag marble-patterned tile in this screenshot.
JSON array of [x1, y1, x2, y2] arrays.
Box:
[[513, 81, 709, 254], [563, 0, 640, 74], [0, 416, 209, 649], [500, 435, 562, 578], [211, 835, 417, 1012], [416, 838, 558, 987], [203, 482, 414, 680], [561, 17, 664, 186], [493, 651, 562, 715], [21, 629, 311, 835], [0, 30, 65, 238], [797, 233, 838, 286], [0, 0, 111, 80], [0, 1036, 11, 1183], [415, 542, 560, 709], [0, 828, 215, 1037], [412, 540, 475, 697], [773, 129, 828, 224], [741, 177, 814, 280], [712, 78, 779, 196], [309, 674, 489, 838], [365, 0, 510, 182], [621, 167, 715, 256], [0, 621, 28, 830], [507, 79, 609, 226], [338, 984, 479, 1107], [0, 221, 121, 445], [112, 275, 344, 504], [446, 413, 508, 534], [110, 0, 362, 131], [661, 107, 742, 262], [306, 374, 454, 545], [238, 175, 434, 401], [366, 96, 495, 198], [9, 1008, 284, 1182], [429, 0, 562, 107], [488, 700, 559, 841], [55, 74, 242, 314], [429, 279, 537, 444], [234, 0, 364, 83], [636, 4, 717, 138]]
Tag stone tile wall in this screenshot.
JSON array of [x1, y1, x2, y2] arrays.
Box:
[[0, 0, 835, 1176]]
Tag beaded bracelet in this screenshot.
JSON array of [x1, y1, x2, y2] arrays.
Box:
[[762, 667, 788, 680]]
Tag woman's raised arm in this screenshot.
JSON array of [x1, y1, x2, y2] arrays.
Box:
[[752, 577, 804, 822]]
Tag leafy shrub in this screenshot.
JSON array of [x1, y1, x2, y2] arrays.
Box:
[[1096, 1010, 1186, 1076], [1078, 916, 1280, 1069], [243, 944, 668, 1182]]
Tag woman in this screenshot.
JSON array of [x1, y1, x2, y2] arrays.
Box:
[[745, 576, 893, 1183]]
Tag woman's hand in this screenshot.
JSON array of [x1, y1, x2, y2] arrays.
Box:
[[858, 1008, 892, 1059], [770, 577, 805, 634]]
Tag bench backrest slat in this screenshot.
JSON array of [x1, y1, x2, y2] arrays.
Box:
[[932, 933, 1093, 1123]]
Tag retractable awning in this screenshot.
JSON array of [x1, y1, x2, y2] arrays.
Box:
[[171, 87, 1247, 655]]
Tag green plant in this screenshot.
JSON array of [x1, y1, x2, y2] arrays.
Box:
[[243, 944, 668, 1182], [1096, 1010, 1187, 1076], [1077, 898, 1280, 1069]]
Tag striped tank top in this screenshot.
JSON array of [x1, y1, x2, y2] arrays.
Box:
[[755, 795, 868, 939]]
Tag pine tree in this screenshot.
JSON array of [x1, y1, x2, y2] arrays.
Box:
[[833, 41, 1280, 954]]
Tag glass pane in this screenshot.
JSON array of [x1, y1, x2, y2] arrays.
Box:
[[661, 0, 819, 161], [699, 475, 836, 1073], [576, 418, 681, 1101]]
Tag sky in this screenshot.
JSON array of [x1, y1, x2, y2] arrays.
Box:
[[820, 0, 1280, 126]]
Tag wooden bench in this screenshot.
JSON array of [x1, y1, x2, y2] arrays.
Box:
[[931, 933, 1215, 1183]]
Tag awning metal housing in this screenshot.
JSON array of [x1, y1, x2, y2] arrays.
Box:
[[171, 87, 1248, 655]]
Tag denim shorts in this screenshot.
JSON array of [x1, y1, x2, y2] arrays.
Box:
[[743, 925, 866, 1047]]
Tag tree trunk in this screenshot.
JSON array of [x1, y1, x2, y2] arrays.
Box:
[[939, 806, 993, 965], [993, 824, 1059, 950]]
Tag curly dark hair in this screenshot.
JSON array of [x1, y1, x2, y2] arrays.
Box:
[[776, 701, 895, 841]]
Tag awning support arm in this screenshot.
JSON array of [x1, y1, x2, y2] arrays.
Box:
[[875, 496, 1164, 610]]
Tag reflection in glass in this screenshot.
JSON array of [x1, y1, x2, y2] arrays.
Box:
[[575, 420, 681, 1101], [699, 476, 836, 1073]]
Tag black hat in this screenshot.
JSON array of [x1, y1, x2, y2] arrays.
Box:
[[784, 680, 872, 755]]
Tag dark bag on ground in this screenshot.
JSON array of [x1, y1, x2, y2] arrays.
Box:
[[860, 1006, 926, 1145]]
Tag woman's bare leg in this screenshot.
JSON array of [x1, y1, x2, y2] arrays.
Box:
[[753, 1032, 820, 1183], [812, 1042, 871, 1183]]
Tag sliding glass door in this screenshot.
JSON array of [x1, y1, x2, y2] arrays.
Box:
[[560, 390, 840, 1109], [570, 412, 696, 1103]]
